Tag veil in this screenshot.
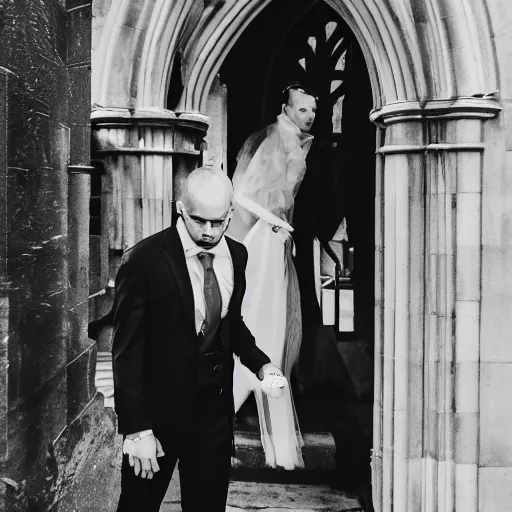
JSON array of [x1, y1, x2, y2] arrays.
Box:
[[231, 113, 314, 225], [228, 113, 314, 470]]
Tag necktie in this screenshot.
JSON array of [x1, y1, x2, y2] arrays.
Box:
[[197, 252, 222, 337]]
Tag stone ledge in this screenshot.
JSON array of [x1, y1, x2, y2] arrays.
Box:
[[234, 431, 336, 472]]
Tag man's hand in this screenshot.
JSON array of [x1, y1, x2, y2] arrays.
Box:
[[123, 430, 165, 479], [258, 363, 283, 380], [258, 363, 287, 398]]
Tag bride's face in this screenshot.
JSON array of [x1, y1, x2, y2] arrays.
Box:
[[283, 90, 317, 133]]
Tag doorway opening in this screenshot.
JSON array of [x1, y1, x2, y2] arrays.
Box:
[[219, 0, 376, 505]]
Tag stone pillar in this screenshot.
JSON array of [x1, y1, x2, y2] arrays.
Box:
[[422, 117, 487, 512], [92, 108, 208, 253], [370, 98, 501, 512], [204, 75, 228, 172], [67, 165, 96, 421], [90, 108, 208, 329], [372, 118, 426, 512]]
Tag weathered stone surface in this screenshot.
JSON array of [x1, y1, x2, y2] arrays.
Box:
[[480, 363, 512, 467], [66, 6, 92, 66], [54, 395, 118, 511], [233, 431, 336, 473], [226, 481, 361, 511], [479, 467, 512, 512], [67, 342, 97, 422], [0, 0, 94, 509], [5, 371, 67, 510]]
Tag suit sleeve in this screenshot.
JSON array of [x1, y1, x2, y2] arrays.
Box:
[[111, 253, 152, 435], [231, 246, 271, 374]]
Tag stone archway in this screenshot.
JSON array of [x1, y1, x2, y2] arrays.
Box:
[[91, 1, 502, 511]]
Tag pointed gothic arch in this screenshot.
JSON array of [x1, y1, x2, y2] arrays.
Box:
[[91, 2, 503, 511]]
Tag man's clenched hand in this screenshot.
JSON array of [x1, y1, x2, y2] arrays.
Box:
[[258, 363, 287, 398], [123, 431, 165, 479]]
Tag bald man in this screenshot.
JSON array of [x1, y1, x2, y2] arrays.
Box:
[[112, 167, 281, 511]]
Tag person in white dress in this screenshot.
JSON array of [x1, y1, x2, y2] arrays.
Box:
[[228, 83, 318, 470]]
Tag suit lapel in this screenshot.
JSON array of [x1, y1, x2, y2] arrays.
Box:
[[160, 226, 197, 340], [226, 236, 244, 312]]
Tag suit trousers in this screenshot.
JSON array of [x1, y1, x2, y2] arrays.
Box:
[[116, 383, 232, 512]]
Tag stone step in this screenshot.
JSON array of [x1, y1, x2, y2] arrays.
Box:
[[234, 431, 336, 473], [161, 472, 362, 511], [226, 481, 362, 511]]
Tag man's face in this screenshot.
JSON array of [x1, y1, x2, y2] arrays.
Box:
[[178, 198, 232, 249], [283, 89, 317, 133]]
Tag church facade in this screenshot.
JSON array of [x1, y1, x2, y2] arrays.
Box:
[[1, 0, 512, 510], [90, 1, 512, 510]]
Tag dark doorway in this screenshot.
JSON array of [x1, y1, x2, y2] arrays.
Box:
[[220, 1, 375, 508]]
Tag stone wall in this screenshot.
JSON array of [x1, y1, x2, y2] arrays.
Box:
[[479, 2, 512, 510], [0, 1, 101, 510]]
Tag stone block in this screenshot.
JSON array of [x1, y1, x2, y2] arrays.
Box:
[[455, 362, 479, 413], [89, 234, 102, 293], [480, 292, 512, 363], [66, 5, 91, 66], [70, 122, 91, 165], [454, 413, 478, 464], [456, 193, 481, 301], [68, 301, 91, 361], [7, 70, 69, 167], [7, 245, 68, 310], [54, 395, 119, 511], [0, 296, 7, 461], [455, 463, 478, 511], [491, 33, 512, 100], [501, 100, 512, 151], [67, 343, 96, 422], [6, 370, 67, 510], [480, 363, 512, 466], [455, 300, 479, 363], [7, 306, 68, 404], [479, 467, 512, 512], [456, 152, 481, 193], [7, 165, 68, 260], [68, 65, 91, 127]]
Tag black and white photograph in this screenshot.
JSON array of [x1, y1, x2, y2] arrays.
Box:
[[0, 0, 511, 511]]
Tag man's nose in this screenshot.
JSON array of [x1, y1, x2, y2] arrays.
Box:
[[203, 222, 213, 235]]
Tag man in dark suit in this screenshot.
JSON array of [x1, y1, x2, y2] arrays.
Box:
[[112, 167, 283, 511]]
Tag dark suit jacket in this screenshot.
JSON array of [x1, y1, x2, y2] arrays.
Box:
[[111, 225, 270, 441]]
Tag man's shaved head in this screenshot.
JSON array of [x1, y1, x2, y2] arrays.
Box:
[[182, 167, 233, 214], [177, 167, 234, 248]]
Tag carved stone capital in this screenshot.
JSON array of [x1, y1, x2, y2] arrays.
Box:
[[370, 97, 502, 126], [91, 107, 209, 156]]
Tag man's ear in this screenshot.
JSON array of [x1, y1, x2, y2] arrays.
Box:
[[176, 200, 184, 215], [282, 103, 288, 114]]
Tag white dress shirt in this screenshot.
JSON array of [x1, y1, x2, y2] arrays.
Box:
[[176, 217, 234, 334]]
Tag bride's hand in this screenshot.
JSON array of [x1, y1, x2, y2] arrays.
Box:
[[272, 226, 295, 255], [272, 226, 292, 243]]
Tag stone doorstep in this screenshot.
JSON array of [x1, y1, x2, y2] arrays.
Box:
[[234, 431, 336, 472], [161, 472, 361, 512], [226, 481, 362, 511], [161, 479, 362, 512]]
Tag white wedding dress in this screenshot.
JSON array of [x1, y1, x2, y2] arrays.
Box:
[[228, 114, 313, 470]]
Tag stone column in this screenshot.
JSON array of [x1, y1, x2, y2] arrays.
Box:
[[370, 98, 501, 512], [372, 118, 426, 512], [67, 165, 96, 421], [90, 108, 208, 327], [422, 116, 489, 512], [92, 107, 208, 249]]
